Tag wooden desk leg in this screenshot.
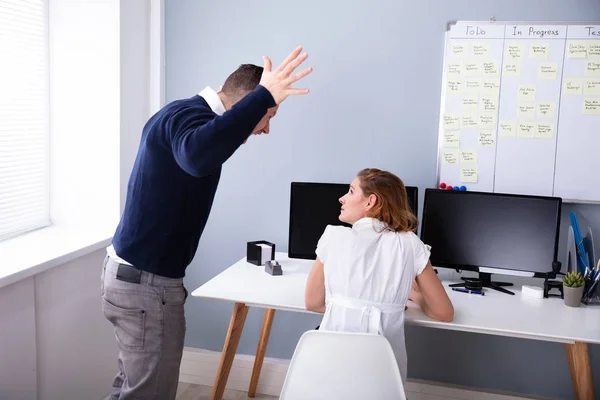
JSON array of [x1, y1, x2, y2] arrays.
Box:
[[565, 342, 595, 400], [211, 302, 249, 400], [248, 308, 276, 398]]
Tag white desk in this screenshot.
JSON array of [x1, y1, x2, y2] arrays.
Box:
[[192, 252, 600, 400]]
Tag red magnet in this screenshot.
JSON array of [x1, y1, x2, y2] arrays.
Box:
[[446, 186, 454, 191], [439, 182, 447, 189]]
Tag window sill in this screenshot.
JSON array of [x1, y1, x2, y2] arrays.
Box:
[[0, 224, 114, 289]]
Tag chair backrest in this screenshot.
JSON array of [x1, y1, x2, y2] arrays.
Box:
[[279, 330, 406, 400]]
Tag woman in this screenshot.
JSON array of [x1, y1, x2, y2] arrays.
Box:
[[305, 168, 453, 384]]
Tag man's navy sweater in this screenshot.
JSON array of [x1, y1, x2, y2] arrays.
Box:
[[112, 85, 276, 278]]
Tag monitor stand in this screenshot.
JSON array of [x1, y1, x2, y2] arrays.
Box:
[[449, 272, 515, 295]]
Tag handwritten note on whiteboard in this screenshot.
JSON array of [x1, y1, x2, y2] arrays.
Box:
[[537, 102, 557, 118], [461, 96, 479, 113], [518, 122, 535, 138], [478, 131, 496, 147], [444, 114, 460, 130], [479, 113, 496, 129], [460, 167, 478, 183], [464, 79, 482, 93], [443, 131, 460, 147], [567, 40, 587, 58], [586, 61, 600, 76], [499, 121, 516, 137], [584, 79, 600, 95], [471, 42, 490, 58], [539, 63, 558, 80], [460, 150, 478, 164], [507, 43, 523, 60], [519, 86, 536, 102], [447, 62, 463, 76], [443, 150, 459, 164], [530, 43, 549, 59], [451, 41, 467, 58], [588, 41, 600, 58], [535, 123, 555, 139], [583, 98, 600, 115], [447, 80, 462, 93], [461, 114, 479, 129], [518, 104, 536, 120], [564, 78, 583, 95], [504, 63, 521, 77]]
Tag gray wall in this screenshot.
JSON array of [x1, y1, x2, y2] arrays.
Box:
[[165, 1, 600, 399]]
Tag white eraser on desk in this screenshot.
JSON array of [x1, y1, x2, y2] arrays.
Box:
[[522, 285, 544, 299]]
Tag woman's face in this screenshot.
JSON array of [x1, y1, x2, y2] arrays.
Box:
[[339, 177, 371, 224]]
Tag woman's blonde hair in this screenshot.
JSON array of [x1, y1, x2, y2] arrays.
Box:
[[357, 168, 418, 233]]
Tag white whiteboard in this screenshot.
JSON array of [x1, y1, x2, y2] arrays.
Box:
[[437, 22, 600, 203]]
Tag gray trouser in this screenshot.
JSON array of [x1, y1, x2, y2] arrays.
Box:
[[101, 255, 188, 400]]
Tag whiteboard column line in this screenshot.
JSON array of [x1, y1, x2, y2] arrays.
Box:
[[550, 26, 570, 197], [491, 27, 508, 194]]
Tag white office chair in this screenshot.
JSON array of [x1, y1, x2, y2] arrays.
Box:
[[279, 330, 407, 400]]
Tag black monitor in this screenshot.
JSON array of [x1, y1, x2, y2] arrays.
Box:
[[420, 189, 561, 295], [288, 182, 418, 260]]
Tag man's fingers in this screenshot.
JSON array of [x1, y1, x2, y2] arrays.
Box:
[[274, 46, 303, 74], [280, 53, 308, 78], [283, 67, 313, 86], [285, 88, 310, 96], [263, 56, 272, 73]]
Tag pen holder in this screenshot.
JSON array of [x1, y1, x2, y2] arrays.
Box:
[[247, 240, 276, 266]]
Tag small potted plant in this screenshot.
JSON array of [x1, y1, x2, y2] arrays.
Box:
[[562, 271, 585, 307]]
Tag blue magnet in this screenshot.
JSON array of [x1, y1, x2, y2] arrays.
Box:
[[453, 186, 459, 190], [460, 185, 467, 191]]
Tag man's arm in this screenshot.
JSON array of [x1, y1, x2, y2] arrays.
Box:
[[169, 85, 275, 177]]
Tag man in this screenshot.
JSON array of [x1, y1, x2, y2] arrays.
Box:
[[100, 47, 311, 399]]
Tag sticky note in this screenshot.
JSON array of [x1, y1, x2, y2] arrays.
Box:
[[443, 150, 459, 164], [483, 61, 499, 77], [472, 42, 490, 58], [451, 41, 467, 58], [564, 78, 583, 95], [588, 41, 600, 59], [480, 96, 498, 112], [530, 43, 549, 59], [463, 79, 482, 94], [479, 113, 496, 129], [537, 102, 557, 118], [567, 41, 588, 58], [583, 79, 600, 95], [460, 150, 478, 164], [535, 123, 555, 139], [443, 113, 460, 130], [519, 85, 536, 102], [518, 104, 536, 120], [583, 98, 600, 115], [478, 131, 496, 147], [499, 121, 516, 137], [507, 43, 523, 60], [447, 79, 462, 94], [482, 79, 500, 94], [504, 62, 521, 77], [447, 62, 463, 76], [539, 63, 558, 80], [443, 131, 460, 147], [461, 114, 479, 129], [518, 122, 535, 138], [462, 96, 479, 113], [465, 62, 482, 77], [460, 167, 478, 183], [585, 61, 600, 76]]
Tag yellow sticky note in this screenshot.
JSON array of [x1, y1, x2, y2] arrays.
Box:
[[519, 85, 536, 102], [480, 96, 498, 112], [483, 61, 499, 77], [539, 63, 558, 80], [585, 61, 600, 76], [462, 96, 479, 113], [478, 131, 496, 147], [460, 167, 478, 183], [564, 78, 583, 95], [472, 42, 490, 58], [518, 122, 535, 138], [479, 113, 496, 129], [461, 114, 479, 129], [482, 79, 500, 94], [451, 42, 467, 58], [507, 43, 523, 60], [583, 98, 600, 115], [499, 121, 516, 137], [518, 104, 536, 120], [443, 131, 460, 147], [443, 113, 460, 130], [447, 61, 463, 76], [537, 102, 557, 118], [504, 62, 521, 77], [460, 150, 478, 164], [567, 40, 588, 58], [584, 79, 600, 95], [443, 150, 459, 164], [588, 41, 600, 59], [465, 62, 482, 77], [447, 79, 462, 94], [530, 43, 549, 59], [535, 123, 555, 139], [463, 79, 482, 94]]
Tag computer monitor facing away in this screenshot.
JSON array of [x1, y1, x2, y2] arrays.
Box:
[[420, 189, 561, 295], [288, 182, 418, 260]]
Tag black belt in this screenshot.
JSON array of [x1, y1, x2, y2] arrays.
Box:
[[115, 264, 143, 284]]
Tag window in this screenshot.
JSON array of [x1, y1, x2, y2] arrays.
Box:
[[0, 0, 50, 241]]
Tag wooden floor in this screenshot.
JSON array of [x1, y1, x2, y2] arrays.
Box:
[[175, 383, 277, 400]]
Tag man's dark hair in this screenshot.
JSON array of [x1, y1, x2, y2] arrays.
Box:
[[221, 64, 263, 98]]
